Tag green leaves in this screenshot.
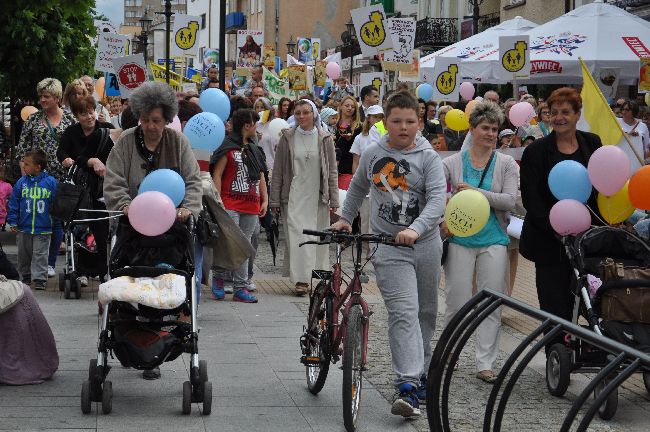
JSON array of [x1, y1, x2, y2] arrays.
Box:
[[0, 0, 97, 99]]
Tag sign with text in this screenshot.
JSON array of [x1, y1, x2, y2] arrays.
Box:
[[172, 14, 201, 57], [351, 4, 393, 58], [95, 34, 130, 73], [113, 54, 148, 98], [262, 67, 298, 105], [498, 35, 530, 79], [383, 18, 415, 70]]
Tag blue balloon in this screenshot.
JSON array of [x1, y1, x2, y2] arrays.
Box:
[[139, 169, 186, 207], [199, 88, 231, 121], [417, 83, 434, 101], [183, 112, 225, 152], [548, 160, 593, 203]]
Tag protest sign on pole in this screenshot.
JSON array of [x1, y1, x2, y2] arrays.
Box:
[[399, 50, 421, 82], [113, 54, 148, 98], [498, 35, 531, 79], [360, 72, 384, 100], [311, 38, 321, 61], [288, 65, 307, 91], [202, 48, 219, 75], [95, 34, 130, 73], [105, 73, 121, 97], [351, 4, 393, 58], [383, 18, 416, 71], [425, 56, 460, 101], [93, 20, 118, 45], [297, 38, 313, 64], [171, 14, 201, 57], [237, 30, 264, 69], [315, 60, 327, 87], [263, 68, 298, 105], [263, 44, 276, 69], [150, 62, 195, 91], [640, 58, 650, 93]]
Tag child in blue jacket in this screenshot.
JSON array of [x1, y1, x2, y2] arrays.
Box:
[[7, 149, 57, 289]]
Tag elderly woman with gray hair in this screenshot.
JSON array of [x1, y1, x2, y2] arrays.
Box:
[[440, 101, 518, 383], [104, 81, 202, 222], [16, 77, 77, 278], [270, 99, 339, 296]]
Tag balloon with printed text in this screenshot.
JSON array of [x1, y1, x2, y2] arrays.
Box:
[[444, 189, 490, 237], [183, 112, 225, 152]]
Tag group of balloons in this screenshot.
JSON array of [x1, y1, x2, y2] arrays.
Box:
[[548, 146, 650, 236], [128, 169, 186, 237]]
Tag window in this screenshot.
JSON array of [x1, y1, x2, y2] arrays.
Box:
[[201, 13, 206, 29]]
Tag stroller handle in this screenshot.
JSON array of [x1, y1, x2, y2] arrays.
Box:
[[186, 214, 196, 233]]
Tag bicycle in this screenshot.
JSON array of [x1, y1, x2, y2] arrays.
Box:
[[298, 228, 409, 432]]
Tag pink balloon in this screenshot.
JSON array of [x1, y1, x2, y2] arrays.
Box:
[[587, 145, 630, 196], [128, 191, 176, 236], [326, 62, 341, 80], [509, 102, 535, 127], [549, 199, 591, 236], [169, 115, 182, 132], [459, 82, 475, 100]]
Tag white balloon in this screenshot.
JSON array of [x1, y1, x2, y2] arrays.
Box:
[[268, 118, 290, 139]]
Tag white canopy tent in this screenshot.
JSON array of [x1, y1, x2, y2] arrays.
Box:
[[419, 15, 538, 83], [462, 0, 650, 85]]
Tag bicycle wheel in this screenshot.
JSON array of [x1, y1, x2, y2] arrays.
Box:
[[304, 282, 332, 394], [342, 304, 364, 432]]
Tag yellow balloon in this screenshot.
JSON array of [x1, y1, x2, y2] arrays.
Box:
[[597, 182, 635, 224], [446, 109, 470, 132], [444, 189, 490, 237]]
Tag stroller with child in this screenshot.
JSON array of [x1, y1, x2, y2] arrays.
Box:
[[80, 217, 212, 415], [545, 225, 650, 420]]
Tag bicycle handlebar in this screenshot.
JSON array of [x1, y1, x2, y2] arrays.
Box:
[[300, 229, 413, 249]]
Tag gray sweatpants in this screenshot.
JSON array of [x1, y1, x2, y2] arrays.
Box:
[[372, 234, 442, 388], [217, 210, 258, 292], [16, 232, 51, 283]]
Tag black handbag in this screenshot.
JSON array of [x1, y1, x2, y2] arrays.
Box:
[[197, 199, 220, 247], [49, 166, 91, 223]]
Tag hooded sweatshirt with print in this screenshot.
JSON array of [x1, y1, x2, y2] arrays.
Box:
[[340, 134, 447, 241], [7, 172, 57, 234]]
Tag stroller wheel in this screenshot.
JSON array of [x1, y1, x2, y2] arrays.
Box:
[[81, 380, 92, 414], [58, 272, 66, 292], [64, 278, 71, 299], [199, 360, 208, 383], [74, 277, 82, 299], [101, 381, 113, 414], [182, 381, 192, 414], [202, 381, 212, 415], [594, 377, 618, 420], [546, 343, 571, 397], [643, 372, 650, 396]]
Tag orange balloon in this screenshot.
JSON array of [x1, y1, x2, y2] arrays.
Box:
[[95, 77, 106, 97], [20, 106, 38, 121], [628, 165, 650, 210], [465, 100, 478, 117]]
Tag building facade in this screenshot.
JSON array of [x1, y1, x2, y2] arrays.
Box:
[[124, 0, 187, 27]]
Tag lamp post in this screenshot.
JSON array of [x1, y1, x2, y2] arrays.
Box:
[[286, 35, 296, 58], [468, 0, 485, 35], [156, 1, 174, 84], [342, 18, 356, 85], [138, 10, 153, 68]]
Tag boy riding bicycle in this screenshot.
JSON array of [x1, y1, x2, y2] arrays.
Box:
[[330, 91, 447, 418]]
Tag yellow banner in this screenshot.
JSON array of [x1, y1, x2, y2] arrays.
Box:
[[150, 62, 195, 90]]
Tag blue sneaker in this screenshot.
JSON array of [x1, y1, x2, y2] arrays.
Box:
[[211, 277, 225, 300], [391, 383, 420, 417], [233, 288, 258, 303], [416, 375, 427, 403]]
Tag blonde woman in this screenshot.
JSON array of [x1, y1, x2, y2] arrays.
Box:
[[270, 99, 339, 296], [335, 95, 362, 189], [62, 79, 89, 113]]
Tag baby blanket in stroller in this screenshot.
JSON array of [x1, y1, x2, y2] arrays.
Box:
[[98, 274, 186, 309]]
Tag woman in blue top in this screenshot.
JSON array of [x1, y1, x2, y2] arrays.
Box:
[[441, 101, 518, 383]]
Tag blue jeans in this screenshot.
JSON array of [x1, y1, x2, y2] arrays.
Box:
[[48, 220, 64, 268]]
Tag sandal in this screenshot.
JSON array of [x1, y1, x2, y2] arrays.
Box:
[[476, 370, 498, 384]]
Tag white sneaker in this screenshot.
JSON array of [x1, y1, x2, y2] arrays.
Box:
[[224, 285, 234, 294], [247, 281, 257, 292], [78, 276, 89, 287], [47, 266, 55, 278]]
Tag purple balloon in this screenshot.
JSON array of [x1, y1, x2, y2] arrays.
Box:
[[549, 199, 591, 236], [128, 191, 176, 237], [588, 145, 630, 196], [509, 102, 535, 127], [459, 82, 475, 100]]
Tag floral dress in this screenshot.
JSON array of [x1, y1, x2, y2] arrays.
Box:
[[16, 110, 76, 181]]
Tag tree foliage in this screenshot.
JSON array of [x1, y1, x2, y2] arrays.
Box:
[[0, 0, 97, 100]]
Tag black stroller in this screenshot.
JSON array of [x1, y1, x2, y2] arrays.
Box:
[[545, 226, 650, 420], [80, 217, 212, 415]]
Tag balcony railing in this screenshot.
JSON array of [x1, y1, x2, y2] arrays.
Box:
[[415, 18, 458, 49], [478, 12, 500, 32]]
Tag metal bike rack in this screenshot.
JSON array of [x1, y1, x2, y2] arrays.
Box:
[[426, 289, 650, 432]]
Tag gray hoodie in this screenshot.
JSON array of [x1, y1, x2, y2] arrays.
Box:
[[341, 134, 447, 241]]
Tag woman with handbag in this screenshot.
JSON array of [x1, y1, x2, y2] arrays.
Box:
[[441, 102, 518, 383], [58, 94, 118, 282], [15, 78, 76, 280]]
